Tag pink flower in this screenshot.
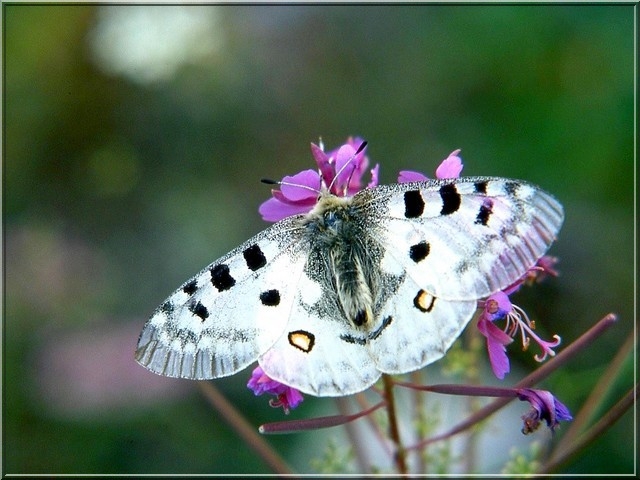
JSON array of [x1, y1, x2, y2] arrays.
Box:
[[398, 149, 463, 183], [247, 366, 304, 414], [397, 170, 429, 183], [435, 149, 463, 178], [259, 137, 379, 222], [477, 292, 514, 379], [517, 388, 573, 433], [258, 170, 322, 221], [478, 291, 562, 379]]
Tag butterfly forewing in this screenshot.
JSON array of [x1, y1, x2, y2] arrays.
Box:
[[135, 216, 308, 379], [358, 177, 564, 301]]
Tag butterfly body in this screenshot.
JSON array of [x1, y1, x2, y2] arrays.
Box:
[[302, 193, 380, 328], [136, 176, 563, 396]]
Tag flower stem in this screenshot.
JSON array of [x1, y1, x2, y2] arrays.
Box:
[[538, 385, 637, 474], [335, 397, 371, 473], [197, 381, 293, 474], [554, 331, 634, 450], [259, 400, 385, 434], [382, 374, 407, 474], [401, 313, 618, 452], [409, 370, 427, 474]]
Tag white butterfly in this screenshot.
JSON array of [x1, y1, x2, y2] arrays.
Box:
[[135, 175, 563, 396]]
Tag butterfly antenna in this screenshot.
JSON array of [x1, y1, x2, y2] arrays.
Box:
[[327, 140, 368, 195], [261, 178, 322, 195]]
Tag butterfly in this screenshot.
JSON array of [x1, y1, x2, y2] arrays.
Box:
[[135, 172, 563, 397]]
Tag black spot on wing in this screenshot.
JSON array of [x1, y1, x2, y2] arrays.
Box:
[[504, 181, 519, 196], [404, 190, 425, 218], [474, 180, 488, 194], [409, 241, 430, 263], [439, 183, 461, 215], [210, 264, 235, 291], [475, 198, 494, 226], [160, 301, 174, 315], [183, 279, 198, 296], [243, 244, 267, 271], [189, 301, 209, 321], [260, 289, 280, 306]]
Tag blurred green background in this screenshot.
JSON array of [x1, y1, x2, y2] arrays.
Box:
[[4, 4, 635, 475]]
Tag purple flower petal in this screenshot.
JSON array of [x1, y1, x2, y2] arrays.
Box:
[[258, 197, 314, 222], [554, 397, 573, 423], [477, 316, 514, 345], [367, 164, 380, 188], [310, 142, 335, 188], [478, 293, 516, 380], [346, 150, 370, 194], [247, 366, 274, 395], [280, 170, 321, 201], [398, 170, 429, 183], [517, 388, 572, 433], [247, 366, 304, 414], [435, 149, 463, 179], [284, 387, 304, 410], [334, 144, 358, 191], [484, 291, 513, 322], [487, 341, 510, 379], [477, 317, 513, 379]]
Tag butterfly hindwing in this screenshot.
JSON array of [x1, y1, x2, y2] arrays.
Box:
[[368, 252, 477, 374], [256, 222, 476, 396], [135, 216, 308, 380], [258, 284, 383, 396]]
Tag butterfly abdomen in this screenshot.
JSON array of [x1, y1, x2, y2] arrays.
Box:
[[329, 243, 374, 327], [304, 195, 377, 329]]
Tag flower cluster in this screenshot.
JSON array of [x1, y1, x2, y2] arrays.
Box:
[[258, 137, 379, 222], [246, 137, 569, 434]]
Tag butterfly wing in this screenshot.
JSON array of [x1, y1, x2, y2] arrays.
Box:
[[135, 215, 308, 380], [354, 177, 563, 374], [367, 254, 477, 374], [257, 256, 475, 395], [360, 177, 564, 301], [137, 176, 564, 396], [257, 303, 382, 397], [257, 249, 383, 396]]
